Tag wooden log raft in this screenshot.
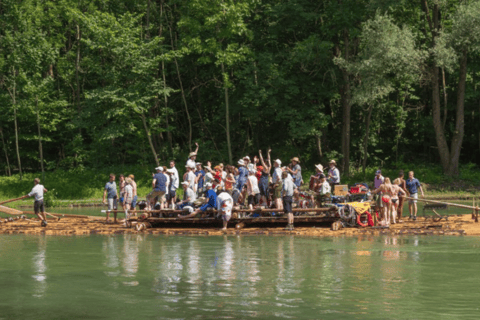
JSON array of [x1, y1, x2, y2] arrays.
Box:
[[134, 207, 338, 229]]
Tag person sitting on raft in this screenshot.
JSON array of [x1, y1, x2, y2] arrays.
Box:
[[216, 191, 234, 231], [176, 181, 197, 210], [178, 182, 217, 219]]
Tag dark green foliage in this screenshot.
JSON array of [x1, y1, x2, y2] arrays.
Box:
[[0, 0, 479, 181]]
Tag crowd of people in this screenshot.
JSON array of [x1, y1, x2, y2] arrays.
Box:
[[101, 143, 425, 230]]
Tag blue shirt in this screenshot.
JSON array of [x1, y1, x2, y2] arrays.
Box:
[[195, 170, 205, 189], [236, 167, 248, 189], [104, 181, 117, 199], [205, 189, 217, 207], [154, 173, 167, 192], [405, 178, 421, 194]]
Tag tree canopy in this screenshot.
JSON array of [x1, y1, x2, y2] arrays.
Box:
[[1, 0, 479, 178]]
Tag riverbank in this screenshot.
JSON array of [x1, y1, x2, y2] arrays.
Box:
[[0, 213, 478, 236]]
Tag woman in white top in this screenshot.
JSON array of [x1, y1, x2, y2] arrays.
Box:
[[246, 169, 260, 210]]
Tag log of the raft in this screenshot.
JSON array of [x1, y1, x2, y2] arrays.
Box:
[[0, 205, 23, 215], [104, 207, 335, 214]]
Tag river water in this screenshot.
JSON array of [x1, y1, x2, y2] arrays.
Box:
[[1, 234, 479, 319]]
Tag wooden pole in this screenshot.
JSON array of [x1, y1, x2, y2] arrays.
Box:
[[0, 195, 28, 205], [404, 196, 480, 211], [102, 207, 336, 214]]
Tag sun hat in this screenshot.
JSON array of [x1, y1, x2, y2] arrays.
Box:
[[205, 182, 213, 188], [243, 156, 250, 160], [155, 166, 163, 171], [376, 170, 382, 174], [329, 160, 337, 165], [291, 157, 300, 163], [315, 164, 324, 172], [189, 152, 197, 158], [196, 162, 202, 166], [238, 159, 245, 166], [275, 159, 282, 166]]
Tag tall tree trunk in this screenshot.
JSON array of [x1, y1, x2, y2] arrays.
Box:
[[340, 29, 351, 177], [431, 65, 450, 172], [221, 63, 233, 165], [362, 104, 374, 175], [75, 24, 81, 128], [141, 113, 159, 166], [0, 127, 11, 176], [36, 97, 45, 182], [8, 67, 22, 180], [167, 22, 192, 151], [159, 0, 172, 153], [447, 49, 467, 176], [315, 134, 323, 161], [441, 67, 448, 130]]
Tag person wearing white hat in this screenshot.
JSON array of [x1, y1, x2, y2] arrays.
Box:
[[184, 163, 197, 192], [216, 191, 234, 231], [287, 157, 302, 188], [146, 166, 168, 211], [176, 181, 197, 210], [327, 160, 340, 191], [178, 182, 217, 219], [186, 142, 199, 168]]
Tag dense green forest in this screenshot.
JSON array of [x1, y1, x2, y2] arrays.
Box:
[[1, 0, 480, 180]]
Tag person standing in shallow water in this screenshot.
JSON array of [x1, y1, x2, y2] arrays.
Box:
[[102, 173, 119, 224], [405, 171, 424, 221]]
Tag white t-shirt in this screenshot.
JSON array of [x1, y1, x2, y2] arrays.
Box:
[[187, 171, 196, 189], [247, 175, 260, 195], [217, 192, 233, 217], [186, 159, 196, 168], [170, 174, 178, 191], [272, 167, 283, 184], [171, 167, 180, 188], [320, 181, 331, 195], [124, 184, 133, 203], [165, 174, 171, 190], [204, 172, 214, 184], [184, 187, 197, 202], [28, 184, 45, 201]]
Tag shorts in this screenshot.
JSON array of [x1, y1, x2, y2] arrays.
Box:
[[167, 190, 176, 201], [107, 198, 117, 210], [232, 188, 241, 204], [119, 197, 124, 204], [131, 195, 138, 209], [283, 196, 293, 214], [409, 193, 418, 204], [274, 182, 283, 199], [147, 190, 166, 203], [34, 200, 45, 214], [248, 194, 260, 206]]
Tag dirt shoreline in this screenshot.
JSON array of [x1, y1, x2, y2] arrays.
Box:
[[0, 214, 479, 236]]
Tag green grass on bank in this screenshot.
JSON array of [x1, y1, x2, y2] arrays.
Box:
[[1, 163, 480, 207]]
